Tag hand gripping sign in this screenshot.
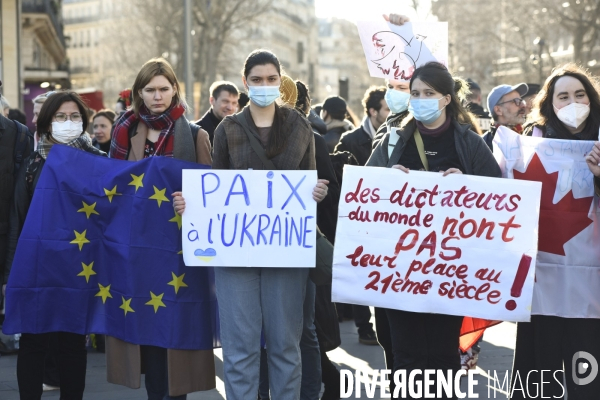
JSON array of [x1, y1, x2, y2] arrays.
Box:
[[332, 165, 542, 322], [182, 170, 317, 268]]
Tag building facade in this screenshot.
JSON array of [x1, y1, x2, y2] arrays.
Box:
[[315, 18, 381, 117]]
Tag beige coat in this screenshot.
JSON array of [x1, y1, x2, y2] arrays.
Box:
[[106, 119, 216, 396]]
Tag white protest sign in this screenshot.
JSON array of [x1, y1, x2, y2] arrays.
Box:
[[182, 170, 317, 268], [332, 165, 542, 322], [356, 20, 448, 80]]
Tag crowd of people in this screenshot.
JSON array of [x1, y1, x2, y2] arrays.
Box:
[[1, 11, 600, 400]]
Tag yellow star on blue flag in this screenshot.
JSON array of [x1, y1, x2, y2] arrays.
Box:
[[2, 145, 218, 351], [149, 186, 170, 207]]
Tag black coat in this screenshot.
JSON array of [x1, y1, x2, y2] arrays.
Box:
[[482, 125, 497, 152], [323, 126, 348, 153], [334, 125, 372, 166], [314, 133, 340, 243], [0, 115, 32, 284], [194, 108, 221, 145]]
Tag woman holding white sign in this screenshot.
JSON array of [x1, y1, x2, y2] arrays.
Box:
[[175, 49, 328, 400], [367, 61, 501, 399], [511, 64, 600, 399]]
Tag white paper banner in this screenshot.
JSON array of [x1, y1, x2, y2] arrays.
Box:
[[356, 20, 448, 80], [332, 165, 541, 322], [182, 170, 317, 268]]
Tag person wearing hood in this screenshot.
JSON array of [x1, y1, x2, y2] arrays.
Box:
[[482, 83, 529, 151], [334, 86, 389, 166], [321, 95, 355, 152]]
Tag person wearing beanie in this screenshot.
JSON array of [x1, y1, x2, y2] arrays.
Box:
[[321, 95, 354, 152], [482, 83, 529, 151]]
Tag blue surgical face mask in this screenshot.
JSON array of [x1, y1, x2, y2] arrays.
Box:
[[385, 90, 411, 114], [248, 85, 280, 108], [408, 98, 447, 125]]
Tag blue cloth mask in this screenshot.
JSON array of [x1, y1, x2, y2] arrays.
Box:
[[248, 86, 281, 108], [408, 98, 447, 125], [385, 90, 410, 114]]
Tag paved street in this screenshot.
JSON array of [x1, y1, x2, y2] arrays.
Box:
[[0, 314, 516, 399]]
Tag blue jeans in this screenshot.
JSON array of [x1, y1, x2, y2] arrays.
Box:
[[141, 345, 186, 400], [300, 278, 322, 399], [215, 267, 308, 400], [258, 276, 322, 400]]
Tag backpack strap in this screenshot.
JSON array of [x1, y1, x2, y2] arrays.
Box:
[[235, 112, 276, 170], [413, 129, 429, 171]]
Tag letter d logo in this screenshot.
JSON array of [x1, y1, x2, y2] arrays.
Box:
[[572, 351, 598, 385]]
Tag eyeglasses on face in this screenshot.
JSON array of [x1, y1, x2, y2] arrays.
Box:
[[497, 97, 526, 107], [54, 112, 83, 123]]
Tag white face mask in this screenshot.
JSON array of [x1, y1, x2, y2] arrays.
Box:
[[51, 120, 84, 143], [554, 102, 590, 129]]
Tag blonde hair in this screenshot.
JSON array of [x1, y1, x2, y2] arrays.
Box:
[[131, 58, 187, 116]]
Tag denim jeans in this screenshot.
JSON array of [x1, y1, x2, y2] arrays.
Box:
[[141, 345, 186, 400], [215, 267, 308, 400]]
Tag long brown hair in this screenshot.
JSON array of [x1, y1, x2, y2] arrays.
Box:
[[527, 63, 600, 140], [403, 62, 480, 134], [131, 58, 187, 117], [243, 49, 289, 159]]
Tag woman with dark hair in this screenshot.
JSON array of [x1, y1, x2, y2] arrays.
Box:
[[174, 49, 328, 400], [91, 109, 116, 154], [4, 90, 106, 400], [108, 57, 213, 400], [367, 62, 501, 399], [511, 63, 600, 400]]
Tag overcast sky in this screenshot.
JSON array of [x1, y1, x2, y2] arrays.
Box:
[[314, 0, 433, 22]]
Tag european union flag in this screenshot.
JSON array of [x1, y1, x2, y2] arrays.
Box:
[[4, 145, 219, 350]]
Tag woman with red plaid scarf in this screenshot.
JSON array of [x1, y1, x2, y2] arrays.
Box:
[[108, 58, 213, 400]]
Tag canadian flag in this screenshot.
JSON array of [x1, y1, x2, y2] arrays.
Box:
[[493, 126, 600, 318]]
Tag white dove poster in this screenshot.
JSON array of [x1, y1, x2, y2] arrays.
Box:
[[356, 20, 448, 81]]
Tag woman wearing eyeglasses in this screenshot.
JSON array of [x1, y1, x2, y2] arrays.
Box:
[[4, 91, 106, 400], [481, 83, 529, 151]]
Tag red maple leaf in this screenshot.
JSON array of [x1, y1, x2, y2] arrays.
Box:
[[513, 153, 593, 256]]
